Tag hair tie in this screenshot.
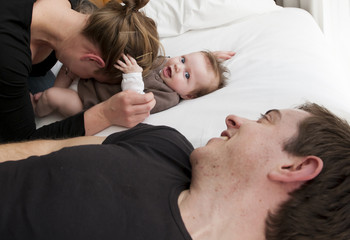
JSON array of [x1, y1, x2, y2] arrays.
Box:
[[120, 31, 136, 34]]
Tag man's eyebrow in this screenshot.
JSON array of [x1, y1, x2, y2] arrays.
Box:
[[265, 109, 282, 122]]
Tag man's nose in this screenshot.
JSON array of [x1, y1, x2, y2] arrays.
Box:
[[225, 115, 246, 129]]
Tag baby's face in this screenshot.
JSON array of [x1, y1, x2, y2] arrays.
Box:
[[159, 52, 217, 99]]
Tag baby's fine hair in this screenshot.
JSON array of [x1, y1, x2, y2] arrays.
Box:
[[82, 0, 163, 81], [190, 51, 229, 98]]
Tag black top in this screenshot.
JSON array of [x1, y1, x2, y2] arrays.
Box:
[[30, 51, 58, 77], [0, 124, 194, 240], [0, 0, 84, 143]]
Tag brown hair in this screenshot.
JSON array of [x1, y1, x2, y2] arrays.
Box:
[[82, 0, 163, 82], [188, 50, 229, 98], [265, 102, 350, 239]]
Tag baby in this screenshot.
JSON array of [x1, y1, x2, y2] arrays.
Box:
[[33, 50, 235, 116]]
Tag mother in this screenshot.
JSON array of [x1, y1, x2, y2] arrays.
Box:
[[0, 0, 160, 143]]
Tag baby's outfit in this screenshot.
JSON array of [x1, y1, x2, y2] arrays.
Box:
[[78, 57, 180, 114], [121, 72, 144, 94]]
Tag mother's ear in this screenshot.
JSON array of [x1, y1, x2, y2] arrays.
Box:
[[268, 156, 323, 183], [80, 53, 105, 68]]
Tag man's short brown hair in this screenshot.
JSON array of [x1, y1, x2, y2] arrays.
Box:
[[266, 102, 350, 239]]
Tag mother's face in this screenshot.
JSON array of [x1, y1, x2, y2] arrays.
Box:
[[68, 58, 113, 83]]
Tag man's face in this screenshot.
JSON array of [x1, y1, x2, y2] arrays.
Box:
[[159, 52, 217, 99], [190, 109, 310, 181]]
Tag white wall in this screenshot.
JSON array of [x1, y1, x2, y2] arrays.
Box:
[[276, 0, 350, 80]]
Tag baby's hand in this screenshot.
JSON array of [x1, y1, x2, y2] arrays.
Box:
[[114, 54, 143, 74], [212, 51, 236, 60]]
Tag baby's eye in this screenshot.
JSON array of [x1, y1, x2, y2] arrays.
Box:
[[181, 57, 185, 64], [185, 72, 190, 79]]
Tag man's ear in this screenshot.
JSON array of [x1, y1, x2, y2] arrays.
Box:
[[268, 156, 323, 183], [80, 53, 105, 68]]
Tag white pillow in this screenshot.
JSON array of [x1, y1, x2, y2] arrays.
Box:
[[142, 0, 280, 37]]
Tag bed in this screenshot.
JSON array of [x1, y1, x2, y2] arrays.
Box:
[[36, 0, 350, 148]]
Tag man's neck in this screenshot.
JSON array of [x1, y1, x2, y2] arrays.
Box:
[[177, 184, 274, 240]]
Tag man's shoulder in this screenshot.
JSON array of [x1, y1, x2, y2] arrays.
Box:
[[103, 123, 193, 150], [102, 124, 194, 169]]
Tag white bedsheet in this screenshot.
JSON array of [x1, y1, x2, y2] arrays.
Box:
[[37, 7, 350, 148]]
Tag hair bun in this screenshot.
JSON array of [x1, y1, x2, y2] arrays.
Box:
[[122, 0, 150, 12]]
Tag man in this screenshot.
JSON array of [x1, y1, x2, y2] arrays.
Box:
[[0, 102, 349, 239]]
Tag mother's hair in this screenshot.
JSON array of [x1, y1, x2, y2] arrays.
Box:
[[266, 102, 350, 239], [82, 0, 163, 81]]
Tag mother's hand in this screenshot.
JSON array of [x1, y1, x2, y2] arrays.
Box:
[[84, 91, 156, 135]]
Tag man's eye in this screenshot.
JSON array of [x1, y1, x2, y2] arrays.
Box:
[[185, 72, 190, 79], [181, 57, 185, 63]]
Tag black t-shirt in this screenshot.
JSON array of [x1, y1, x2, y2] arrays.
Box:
[[0, 0, 84, 142], [31, 51, 58, 77], [0, 124, 194, 240]]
